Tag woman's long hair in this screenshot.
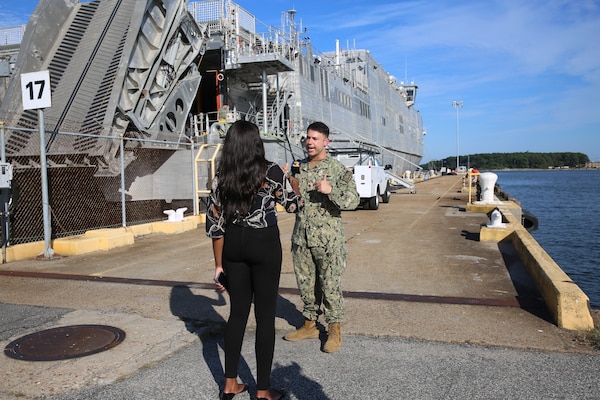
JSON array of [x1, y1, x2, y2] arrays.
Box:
[[217, 120, 267, 222]]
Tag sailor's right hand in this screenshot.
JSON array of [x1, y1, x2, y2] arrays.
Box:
[[314, 175, 332, 195]]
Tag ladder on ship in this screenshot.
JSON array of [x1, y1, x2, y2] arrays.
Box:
[[194, 143, 222, 213]]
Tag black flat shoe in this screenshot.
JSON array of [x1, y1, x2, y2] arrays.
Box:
[[220, 383, 249, 400], [256, 387, 286, 400]]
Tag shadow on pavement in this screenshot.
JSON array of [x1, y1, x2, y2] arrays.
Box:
[[169, 285, 314, 395], [169, 285, 254, 393], [498, 241, 554, 322]]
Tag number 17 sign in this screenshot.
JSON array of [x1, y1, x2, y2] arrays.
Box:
[[21, 70, 52, 110]]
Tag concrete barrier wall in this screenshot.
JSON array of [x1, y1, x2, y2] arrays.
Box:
[[474, 201, 594, 331]]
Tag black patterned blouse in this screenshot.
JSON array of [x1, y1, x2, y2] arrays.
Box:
[[206, 161, 302, 238]]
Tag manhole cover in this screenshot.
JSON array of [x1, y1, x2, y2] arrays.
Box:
[[4, 324, 126, 361]]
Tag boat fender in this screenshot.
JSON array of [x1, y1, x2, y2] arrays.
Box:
[[521, 209, 539, 232]]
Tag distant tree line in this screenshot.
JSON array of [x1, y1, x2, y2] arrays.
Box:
[[422, 152, 590, 170]]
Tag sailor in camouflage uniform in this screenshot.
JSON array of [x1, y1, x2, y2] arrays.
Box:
[[284, 121, 359, 353]]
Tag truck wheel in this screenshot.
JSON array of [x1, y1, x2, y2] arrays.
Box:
[[381, 182, 391, 203], [368, 194, 379, 210]]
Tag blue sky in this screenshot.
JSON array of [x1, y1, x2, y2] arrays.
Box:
[[2, 0, 599, 163]]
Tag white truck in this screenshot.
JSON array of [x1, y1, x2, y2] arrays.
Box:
[[331, 148, 392, 210]]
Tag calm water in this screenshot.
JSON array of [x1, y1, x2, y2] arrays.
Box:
[[493, 169, 600, 309]]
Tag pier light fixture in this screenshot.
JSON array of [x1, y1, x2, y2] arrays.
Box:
[[452, 100, 463, 170]]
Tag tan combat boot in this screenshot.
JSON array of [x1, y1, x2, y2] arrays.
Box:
[[323, 322, 342, 353], [284, 319, 319, 341]]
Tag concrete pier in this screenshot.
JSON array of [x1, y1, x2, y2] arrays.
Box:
[[0, 174, 598, 399]]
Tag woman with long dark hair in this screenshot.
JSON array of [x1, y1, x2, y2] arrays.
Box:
[[206, 120, 301, 400]]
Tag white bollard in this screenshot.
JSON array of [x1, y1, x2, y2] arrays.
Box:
[[163, 207, 188, 222], [486, 209, 506, 228], [477, 172, 499, 204]]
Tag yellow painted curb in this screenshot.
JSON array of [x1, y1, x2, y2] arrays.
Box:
[[125, 223, 155, 237], [4, 215, 205, 260], [53, 235, 105, 255], [4, 241, 45, 262], [152, 218, 198, 234], [53, 228, 134, 255]]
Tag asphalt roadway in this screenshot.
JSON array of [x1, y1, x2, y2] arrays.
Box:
[[1, 174, 599, 400]]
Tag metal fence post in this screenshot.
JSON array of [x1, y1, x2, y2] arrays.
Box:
[[0, 121, 7, 263], [0, 120, 5, 161], [190, 140, 197, 215], [39, 109, 53, 258], [120, 135, 126, 227]]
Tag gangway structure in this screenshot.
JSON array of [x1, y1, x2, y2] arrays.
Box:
[[328, 135, 419, 194], [386, 170, 417, 193]]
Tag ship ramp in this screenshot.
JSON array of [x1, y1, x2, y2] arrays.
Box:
[[0, 0, 208, 175]]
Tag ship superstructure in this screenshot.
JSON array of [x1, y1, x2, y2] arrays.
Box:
[[188, 1, 424, 170]]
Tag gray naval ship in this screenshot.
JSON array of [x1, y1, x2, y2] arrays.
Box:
[[0, 0, 425, 242]]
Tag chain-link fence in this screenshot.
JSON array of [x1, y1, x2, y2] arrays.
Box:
[[0, 123, 209, 246]]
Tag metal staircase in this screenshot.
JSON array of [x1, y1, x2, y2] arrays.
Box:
[[250, 86, 293, 140]]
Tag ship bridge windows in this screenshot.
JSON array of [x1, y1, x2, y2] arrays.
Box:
[[345, 56, 363, 64], [403, 84, 418, 107], [406, 89, 414, 102], [320, 68, 329, 98], [359, 100, 370, 119], [337, 91, 351, 110]]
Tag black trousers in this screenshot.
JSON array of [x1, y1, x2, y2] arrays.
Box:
[[223, 224, 282, 390]]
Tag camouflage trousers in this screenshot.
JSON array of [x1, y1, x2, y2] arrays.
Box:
[[291, 243, 347, 323]]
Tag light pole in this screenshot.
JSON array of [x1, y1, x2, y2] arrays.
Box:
[[452, 100, 463, 170]]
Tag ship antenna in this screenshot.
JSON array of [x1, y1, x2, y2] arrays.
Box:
[[287, 8, 297, 46]]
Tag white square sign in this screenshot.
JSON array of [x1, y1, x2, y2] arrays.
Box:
[[21, 70, 52, 110]]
